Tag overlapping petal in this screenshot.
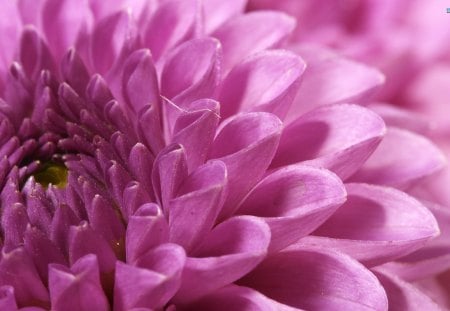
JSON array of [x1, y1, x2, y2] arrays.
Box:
[[272, 104, 386, 180], [302, 183, 439, 267], [239, 246, 388, 310], [237, 164, 346, 252]]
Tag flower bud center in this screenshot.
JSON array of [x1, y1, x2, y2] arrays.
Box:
[[34, 161, 68, 189]]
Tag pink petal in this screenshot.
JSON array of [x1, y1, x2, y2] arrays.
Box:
[[237, 164, 346, 252], [286, 45, 385, 122], [126, 203, 169, 264], [167, 98, 220, 172], [305, 183, 439, 267], [91, 10, 136, 75], [114, 243, 186, 311], [373, 269, 441, 311], [0, 286, 18, 310], [203, 0, 247, 33], [121, 49, 160, 114], [218, 50, 305, 119], [209, 112, 282, 220], [185, 285, 299, 311], [48, 255, 109, 311], [42, 0, 93, 61], [68, 221, 117, 273], [169, 160, 227, 252], [213, 11, 295, 73], [0, 248, 49, 308], [272, 104, 386, 180], [151, 144, 188, 214], [161, 38, 221, 106], [350, 127, 446, 189], [381, 201, 450, 281], [368, 103, 430, 135], [144, 0, 198, 61], [20, 26, 56, 81], [173, 216, 270, 303], [239, 246, 388, 310]]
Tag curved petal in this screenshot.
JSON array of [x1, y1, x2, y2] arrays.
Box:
[[286, 45, 385, 122], [48, 255, 109, 311], [0, 286, 18, 310], [161, 38, 221, 105], [0, 248, 49, 308], [373, 269, 441, 311], [91, 10, 137, 75], [121, 49, 160, 114], [169, 160, 227, 253], [368, 103, 430, 135], [209, 112, 282, 219], [237, 164, 346, 252], [212, 11, 295, 73], [306, 183, 439, 267], [168, 99, 220, 172], [185, 285, 299, 311], [114, 243, 186, 311], [42, 0, 93, 61], [381, 201, 450, 281], [239, 246, 388, 311], [144, 0, 198, 61], [350, 127, 446, 189], [272, 104, 386, 180], [203, 0, 247, 33], [173, 216, 270, 303], [218, 50, 305, 119], [126, 203, 169, 264], [151, 144, 188, 213], [20, 26, 56, 81]]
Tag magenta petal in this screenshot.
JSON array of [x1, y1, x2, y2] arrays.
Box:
[[91, 10, 136, 75], [373, 269, 441, 311], [121, 49, 160, 114], [210, 112, 282, 219], [239, 246, 388, 311], [213, 11, 295, 73], [151, 144, 188, 214], [272, 104, 386, 180], [126, 203, 169, 264], [168, 99, 220, 172], [350, 127, 446, 189], [381, 202, 450, 281], [174, 216, 270, 303], [308, 183, 439, 266], [42, 0, 93, 61], [144, 0, 198, 61], [114, 243, 186, 311], [20, 26, 56, 80], [185, 285, 299, 311], [0, 286, 18, 310], [238, 164, 346, 252], [169, 160, 227, 252], [218, 50, 305, 119], [48, 255, 109, 311], [68, 222, 116, 273], [286, 45, 385, 121], [161, 38, 221, 105], [203, 0, 247, 33], [368, 103, 430, 135], [0, 247, 49, 308]]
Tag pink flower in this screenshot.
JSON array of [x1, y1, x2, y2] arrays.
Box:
[[0, 0, 445, 310]]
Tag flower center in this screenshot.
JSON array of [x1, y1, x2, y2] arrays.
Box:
[[33, 161, 68, 189]]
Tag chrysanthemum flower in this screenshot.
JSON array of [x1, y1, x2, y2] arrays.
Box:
[[0, 0, 446, 310]]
